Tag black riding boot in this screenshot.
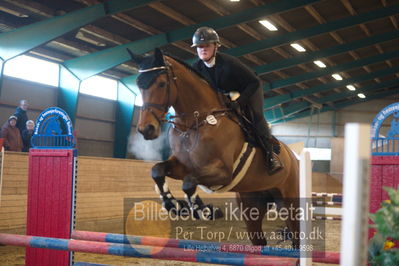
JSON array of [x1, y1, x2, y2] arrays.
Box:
[[258, 134, 283, 175]]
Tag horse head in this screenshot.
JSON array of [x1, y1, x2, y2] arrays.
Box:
[[127, 48, 176, 140]]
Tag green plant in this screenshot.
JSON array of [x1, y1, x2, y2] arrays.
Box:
[[368, 186, 399, 266]]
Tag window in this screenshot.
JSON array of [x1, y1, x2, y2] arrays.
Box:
[[4, 54, 132, 102], [135, 94, 143, 106], [80, 75, 117, 100], [3, 55, 59, 86]]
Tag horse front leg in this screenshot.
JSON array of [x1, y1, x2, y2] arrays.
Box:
[[152, 156, 189, 214], [182, 176, 224, 221]]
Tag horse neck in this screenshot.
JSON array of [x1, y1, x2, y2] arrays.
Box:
[[168, 58, 223, 115]]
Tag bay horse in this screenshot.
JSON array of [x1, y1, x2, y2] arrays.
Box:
[[128, 48, 300, 247]]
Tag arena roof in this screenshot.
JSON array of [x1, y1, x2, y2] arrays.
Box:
[[0, 0, 398, 123]]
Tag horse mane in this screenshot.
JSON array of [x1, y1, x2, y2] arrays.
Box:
[[163, 53, 212, 87]]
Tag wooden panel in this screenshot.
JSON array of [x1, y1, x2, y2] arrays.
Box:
[[330, 137, 344, 181], [312, 172, 342, 194], [0, 147, 4, 205], [0, 152, 234, 233], [287, 142, 304, 157]]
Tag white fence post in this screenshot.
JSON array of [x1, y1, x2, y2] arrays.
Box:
[[300, 150, 312, 266], [340, 123, 370, 266]]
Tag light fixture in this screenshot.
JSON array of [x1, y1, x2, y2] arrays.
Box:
[[75, 31, 106, 47], [313, 60, 326, 68], [332, 74, 343, 80], [230, 0, 240, 2], [357, 93, 366, 98], [346, 85, 356, 91], [290, 43, 306, 52], [0, 6, 28, 17], [259, 20, 278, 31]]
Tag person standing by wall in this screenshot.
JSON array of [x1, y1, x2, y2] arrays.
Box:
[[1, 116, 23, 152], [22, 120, 35, 152], [14, 99, 29, 135]]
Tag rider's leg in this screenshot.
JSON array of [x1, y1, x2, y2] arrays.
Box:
[[247, 88, 282, 174]]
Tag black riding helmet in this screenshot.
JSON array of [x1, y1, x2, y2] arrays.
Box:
[[191, 27, 221, 47]]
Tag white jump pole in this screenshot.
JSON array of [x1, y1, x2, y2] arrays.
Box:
[[299, 150, 312, 266], [340, 123, 370, 266]]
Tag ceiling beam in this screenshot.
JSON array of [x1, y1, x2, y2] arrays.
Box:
[[381, 0, 398, 29], [271, 89, 399, 124], [317, 77, 399, 104], [305, 3, 376, 82], [243, 0, 329, 100], [0, 0, 157, 61], [267, 77, 399, 122], [0, 16, 136, 75], [255, 30, 399, 75], [265, 64, 399, 108], [60, 0, 322, 81], [226, 4, 399, 57], [199, 0, 294, 96], [340, 0, 391, 81], [267, 49, 399, 91], [148, 1, 263, 67]]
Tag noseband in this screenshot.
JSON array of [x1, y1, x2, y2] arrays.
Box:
[[139, 56, 236, 152], [139, 59, 177, 125]]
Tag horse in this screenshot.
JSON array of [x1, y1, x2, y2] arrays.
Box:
[[127, 48, 300, 247]]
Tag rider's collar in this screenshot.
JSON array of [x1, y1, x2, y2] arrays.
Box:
[[204, 56, 216, 68]]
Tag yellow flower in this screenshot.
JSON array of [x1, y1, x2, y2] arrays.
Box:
[[384, 240, 395, 250], [384, 200, 391, 204]]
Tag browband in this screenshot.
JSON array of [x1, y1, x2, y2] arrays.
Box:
[[138, 66, 167, 73]]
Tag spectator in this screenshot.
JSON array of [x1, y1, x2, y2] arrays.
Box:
[[14, 99, 29, 135], [1, 116, 23, 152], [22, 120, 35, 152]]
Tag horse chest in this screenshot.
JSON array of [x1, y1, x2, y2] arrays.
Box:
[[170, 132, 220, 168]]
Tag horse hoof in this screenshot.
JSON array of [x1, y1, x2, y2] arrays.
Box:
[[197, 205, 224, 220], [162, 199, 178, 214], [210, 205, 224, 219]]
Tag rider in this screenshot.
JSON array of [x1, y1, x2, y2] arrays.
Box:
[[191, 26, 281, 175]]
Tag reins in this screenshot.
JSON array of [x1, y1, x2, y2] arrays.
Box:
[[139, 56, 231, 129], [140, 60, 176, 124], [138, 56, 234, 151]]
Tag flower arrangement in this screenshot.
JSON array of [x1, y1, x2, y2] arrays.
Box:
[[368, 186, 399, 265]]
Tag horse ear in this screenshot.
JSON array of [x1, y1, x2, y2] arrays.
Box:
[[126, 48, 144, 65], [154, 48, 164, 64]]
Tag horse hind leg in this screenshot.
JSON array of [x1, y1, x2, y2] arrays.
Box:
[[237, 191, 275, 246], [280, 189, 300, 249]]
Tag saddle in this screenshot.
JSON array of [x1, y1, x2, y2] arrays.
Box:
[[221, 94, 281, 155]]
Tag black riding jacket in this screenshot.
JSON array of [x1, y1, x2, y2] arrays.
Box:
[[14, 107, 28, 134], [192, 53, 261, 106]]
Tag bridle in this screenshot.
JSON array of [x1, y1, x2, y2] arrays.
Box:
[[139, 58, 177, 125], [138, 55, 236, 152]]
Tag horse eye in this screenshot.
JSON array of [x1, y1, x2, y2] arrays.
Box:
[[159, 81, 166, 88]]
